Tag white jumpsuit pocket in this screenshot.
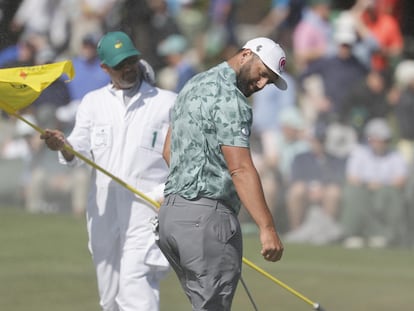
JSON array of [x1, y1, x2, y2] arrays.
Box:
[[140, 124, 169, 153], [91, 125, 112, 150]]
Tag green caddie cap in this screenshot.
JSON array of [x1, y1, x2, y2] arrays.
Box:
[[97, 31, 141, 67]]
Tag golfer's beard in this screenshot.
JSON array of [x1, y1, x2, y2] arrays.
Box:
[[236, 64, 258, 97], [237, 76, 255, 97]]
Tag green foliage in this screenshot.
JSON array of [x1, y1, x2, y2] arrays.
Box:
[[0, 207, 413, 311]]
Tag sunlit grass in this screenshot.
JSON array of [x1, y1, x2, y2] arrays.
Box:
[[0, 206, 413, 311]]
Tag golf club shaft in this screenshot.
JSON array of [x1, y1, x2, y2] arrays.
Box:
[[240, 276, 259, 311]]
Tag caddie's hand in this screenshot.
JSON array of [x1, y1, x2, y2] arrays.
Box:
[[260, 228, 284, 262], [40, 129, 67, 151]]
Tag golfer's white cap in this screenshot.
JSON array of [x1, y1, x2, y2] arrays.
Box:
[[243, 37, 288, 90]]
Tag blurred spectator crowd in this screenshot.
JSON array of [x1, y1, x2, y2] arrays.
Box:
[[0, 0, 413, 248]]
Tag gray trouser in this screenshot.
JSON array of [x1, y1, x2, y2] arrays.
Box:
[[158, 195, 242, 311]]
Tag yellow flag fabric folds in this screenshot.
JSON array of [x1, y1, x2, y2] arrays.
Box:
[[0, 60, 74, 113]]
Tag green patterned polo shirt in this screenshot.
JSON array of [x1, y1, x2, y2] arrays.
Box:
[[164, 62, 252, 213]]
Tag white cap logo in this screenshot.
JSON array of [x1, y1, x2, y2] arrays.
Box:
[[279, 57, 286, 73]]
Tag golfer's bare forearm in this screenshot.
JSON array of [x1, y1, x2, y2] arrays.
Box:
[[231, 167, 276, 231], [232, 166, 284, 262], [222, 145, 276, 230]]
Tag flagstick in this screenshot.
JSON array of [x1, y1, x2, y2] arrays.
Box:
[[7, 109, 160, 209]]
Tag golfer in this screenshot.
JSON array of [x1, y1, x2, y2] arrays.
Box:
[[41, 31, 176, 311], [158, 37, 286, 310]]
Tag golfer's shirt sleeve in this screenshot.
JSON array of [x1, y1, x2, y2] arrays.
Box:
[[214, 89, 252, 149]]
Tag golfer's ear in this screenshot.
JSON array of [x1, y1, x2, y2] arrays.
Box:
[[240, 49, 253, 64], [163, 126, 172, 166]]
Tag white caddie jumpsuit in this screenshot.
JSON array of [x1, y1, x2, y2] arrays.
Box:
[[59, 81, 176, 311]]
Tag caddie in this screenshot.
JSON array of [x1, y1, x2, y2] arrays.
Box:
[[41, 31, 176, 311]]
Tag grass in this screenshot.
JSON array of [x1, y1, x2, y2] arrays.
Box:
[[0, 206, 413, 311]]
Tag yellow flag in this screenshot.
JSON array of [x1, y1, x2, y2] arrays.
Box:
[[0, 60, 74, 113]]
